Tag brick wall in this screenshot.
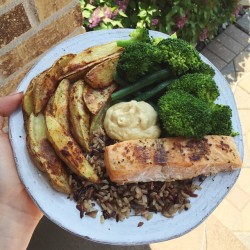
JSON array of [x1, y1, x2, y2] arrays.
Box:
[[0, 0, 85, 96]]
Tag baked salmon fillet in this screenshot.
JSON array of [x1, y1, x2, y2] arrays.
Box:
[[104, 136, 242, 184]]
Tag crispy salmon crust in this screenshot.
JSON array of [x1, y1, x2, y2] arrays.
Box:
[[104, 136, 242, 184]]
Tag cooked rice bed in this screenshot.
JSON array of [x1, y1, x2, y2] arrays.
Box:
[[70, 128, 200, 222]]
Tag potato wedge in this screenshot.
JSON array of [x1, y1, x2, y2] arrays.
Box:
[[45, 114, 99, 183], [33, 54, 75, 115], [84, 54, 120, 89], [22, 75, 37, 124], [83, 83, 117, 115], [62, 42, 123, 78], [27, 113, 71, 194], [69, 80, 90, 152], [90, 102, 111, 136], [46, 79, 70, 132], [62, 53, 121, 83]]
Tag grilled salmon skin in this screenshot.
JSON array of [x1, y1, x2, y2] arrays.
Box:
[[104, 136, 242, 184]]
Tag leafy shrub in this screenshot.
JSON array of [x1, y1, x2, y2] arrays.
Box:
[[79, 0, 241, 44]]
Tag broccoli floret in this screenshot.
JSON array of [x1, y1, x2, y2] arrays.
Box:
[[210, 104, 233, 135], [195, 61, 215, 77], [117, 28, 151, 47], [116, 42, 162, 83], [157, 38, 202, 76], [157, 90, 212, 138], [166, 73, 219, 103]]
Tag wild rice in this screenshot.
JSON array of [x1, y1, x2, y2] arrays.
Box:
[[70, 128, 201, 222]]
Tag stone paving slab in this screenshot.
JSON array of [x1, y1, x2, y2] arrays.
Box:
[[226, 185, 250, 211], [236, 10, 250, 34], [244, 131, 250, 168], [238, 109, 250, 135], [224, 25, 250, 47], [234, 51, 250, 72], [206, 40, 236, 63], [234, 86, 250, 109], [206, 216, 247, 250], [235, 232, 250, 250], [240, 0, 250, 5], [221, 61, 237, 85], [215, 32, 245, 54], [150, 223, 205, 250], [201, 48, 227, 70], [237, 72, 250, 92]]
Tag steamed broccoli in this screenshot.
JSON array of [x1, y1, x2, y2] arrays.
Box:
[[117, 28, 151, 47], [166, 73, 219, 103], [210, 104, 233, 135], [195, 61, 215, 76], [157, 90, 212, 138], [157, 38, 201, 75], [116, 42, 163, 83]]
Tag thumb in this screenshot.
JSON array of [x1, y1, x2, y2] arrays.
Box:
[[0, 92, 23, 117]]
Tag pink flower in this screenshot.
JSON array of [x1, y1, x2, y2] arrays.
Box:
[[103, 6, 113, 19], [89, 7, 101, 29], [151, 18, 159, 26], [112, 9, 119, 19], [232, 5, 243, 16], [116, 0, 129, 12], [199, 28, 208, 41], [176, 15, 187, 29], [88, 5, 120, 29]]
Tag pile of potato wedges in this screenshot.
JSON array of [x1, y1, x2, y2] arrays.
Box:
[[23, 42, 123, 194]]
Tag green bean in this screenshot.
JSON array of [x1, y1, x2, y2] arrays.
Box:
[[111, 69, 170, 102], [134, 79, 174, 101], [113, 72, 129, 87]]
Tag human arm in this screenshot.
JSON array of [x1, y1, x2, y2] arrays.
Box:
[[0, 92, 43, 250]]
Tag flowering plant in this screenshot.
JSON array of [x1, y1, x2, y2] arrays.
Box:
[[79, 0, 240, 44]]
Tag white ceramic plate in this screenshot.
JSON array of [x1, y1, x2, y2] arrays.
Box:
[[9, 29, 243, 245]]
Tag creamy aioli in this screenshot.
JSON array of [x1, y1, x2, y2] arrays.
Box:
[[104, 100, 161, 141]]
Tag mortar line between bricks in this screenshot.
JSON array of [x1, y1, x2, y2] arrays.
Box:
[[0, 0, 24, 16], [0, 27, 85, 87], [0, 0, 80, 57], [0, 54, 40, 85], [23, 0, 40, 27]]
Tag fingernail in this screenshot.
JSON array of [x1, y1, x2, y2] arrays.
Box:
[[9, 91, 23, 96]]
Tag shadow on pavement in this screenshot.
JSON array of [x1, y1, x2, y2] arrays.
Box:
[[27, 217, 151, 250]]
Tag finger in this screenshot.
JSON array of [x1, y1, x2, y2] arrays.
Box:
[[0, 92, 23, 117], [0, 133, 21, 188]]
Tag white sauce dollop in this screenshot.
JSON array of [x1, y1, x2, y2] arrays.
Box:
[[104, 100, 161, 141]]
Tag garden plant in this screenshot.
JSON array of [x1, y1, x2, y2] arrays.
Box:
[[79, 0, 241, 45]]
